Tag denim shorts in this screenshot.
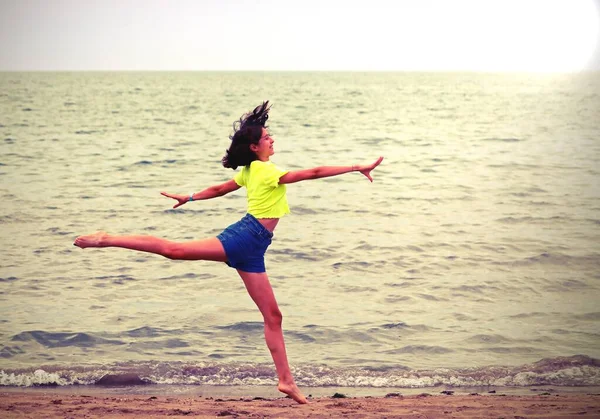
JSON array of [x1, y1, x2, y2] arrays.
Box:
[[216, 214, 273, 273]]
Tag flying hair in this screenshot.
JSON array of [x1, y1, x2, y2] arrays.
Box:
[[222, 101, 272, 170], [232, 100, 271, 133]]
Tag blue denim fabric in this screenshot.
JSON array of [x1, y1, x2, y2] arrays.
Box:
[[217, 214, 273, 273]]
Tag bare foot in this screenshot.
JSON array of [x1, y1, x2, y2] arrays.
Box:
[[278, 382, 308, 404], [74, 232, 108, 248]]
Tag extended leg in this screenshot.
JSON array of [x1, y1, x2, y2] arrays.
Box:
[[74, 232, 227, 262], [237, 269, 308, 404]]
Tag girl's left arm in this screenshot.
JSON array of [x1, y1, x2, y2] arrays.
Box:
[[279, 156, 383, 185]]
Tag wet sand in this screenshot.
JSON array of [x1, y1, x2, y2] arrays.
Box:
[[2, 389, 599, 418]]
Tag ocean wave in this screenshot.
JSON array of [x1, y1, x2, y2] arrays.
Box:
[[11, 331, 125, 348], [496, 216, 568, 224], [269, 248, 327, 262], [381, 345, 453, 355], [1, 356, 598, 388], [492, 252, 600, 268], [481, 137, 522, 142], [125, 326, 183, 338]]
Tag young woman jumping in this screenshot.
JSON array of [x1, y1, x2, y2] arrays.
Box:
[[74, 101, 384, 404]]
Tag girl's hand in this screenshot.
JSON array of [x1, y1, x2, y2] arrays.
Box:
[[356, 156, 384, 182], [160, 192, 189, 209]]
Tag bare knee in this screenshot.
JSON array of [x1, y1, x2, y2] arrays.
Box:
[[162, 242, 184, 260], [264, 308, 283, 328]]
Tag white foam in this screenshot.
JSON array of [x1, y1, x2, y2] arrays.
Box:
[[0, 369, 67, 387]]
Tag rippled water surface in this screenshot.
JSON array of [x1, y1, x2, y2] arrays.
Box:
[[0, 72, 599, 387]]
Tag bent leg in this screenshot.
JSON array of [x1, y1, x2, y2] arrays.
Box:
[[237, 269, 307, 404], [74, 232, 227, 262]]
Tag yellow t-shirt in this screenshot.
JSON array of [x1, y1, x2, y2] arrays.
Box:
[[234, 160, 290, 218]]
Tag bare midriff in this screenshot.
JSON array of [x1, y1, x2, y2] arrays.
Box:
[[257, 218, 280, 232]]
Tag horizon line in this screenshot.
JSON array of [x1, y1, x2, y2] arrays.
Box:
[[1, 69, 599, 74]]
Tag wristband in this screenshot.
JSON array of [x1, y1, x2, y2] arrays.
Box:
[[189, 192, 194, 202]]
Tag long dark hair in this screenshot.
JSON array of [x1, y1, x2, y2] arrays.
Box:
[[222, 101, 271, 170]]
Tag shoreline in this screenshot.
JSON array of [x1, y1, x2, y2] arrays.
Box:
[[3, 384, 600, 398], [2, 388, 599, 418]]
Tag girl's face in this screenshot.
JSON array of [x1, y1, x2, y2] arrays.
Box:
[[251, 128, 275, 161]]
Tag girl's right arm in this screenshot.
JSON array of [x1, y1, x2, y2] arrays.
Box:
[[279, 156, 383, 185], [161, 180, 241, 209]]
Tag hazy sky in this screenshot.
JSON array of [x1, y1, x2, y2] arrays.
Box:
[[1, 0, 599, 71]]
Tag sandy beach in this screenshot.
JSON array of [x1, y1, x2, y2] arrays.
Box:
[[2, 389, 599, 418]]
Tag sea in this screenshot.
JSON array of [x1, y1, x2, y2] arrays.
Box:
[[0, 71, 599, 395]]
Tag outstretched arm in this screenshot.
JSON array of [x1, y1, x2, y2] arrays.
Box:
[[161, 179, 241, 209], [279, 156, 383, 185]]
